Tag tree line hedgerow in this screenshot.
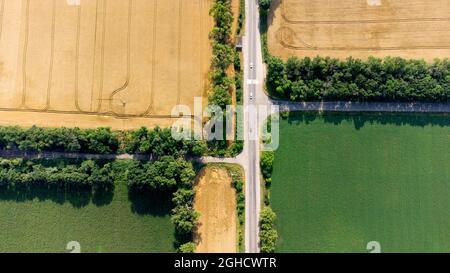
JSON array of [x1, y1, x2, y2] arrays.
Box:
[[0, 126, 207, 157], [209, 0, 234, 110], [0, 158, 114, 196], [259, 206, 278, 253], [260, 149, 278, 253], [267, 56, 450, 102], [236, 0, 245, 35], [207, 0, 244, 157]]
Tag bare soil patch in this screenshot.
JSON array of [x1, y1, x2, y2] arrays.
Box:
[[194, 167, 237, 253]]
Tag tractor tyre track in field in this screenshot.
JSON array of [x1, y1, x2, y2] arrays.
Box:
[[74, 3, 82, 112], [176, 0, 182, 106], [44, 0, 56, 111], [0, 106, 198, 120], [74, 0, 101, 114], [141, 0, 158, 116], [21, 0, 56, 111], [278, 26, 450, 51], [109, 0, 132, 115], [2, 0, 211, 124], [97, 0, 107, 113], [0, 0, 5, 41], [89, 0, 100, 112], [199, 0, 205, 99], [20, 0, 30, 108], [280, 0, 450, 25]]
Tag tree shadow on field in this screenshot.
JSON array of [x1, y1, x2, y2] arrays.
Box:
[[260, 0, 281, 33], [0, 184, 114, 209], [92, 187, 114, 207], [128, 188, 173, 217], [284, 111, 450, 130]]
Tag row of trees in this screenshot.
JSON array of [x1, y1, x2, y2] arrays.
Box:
[[121, 127, 206, 157], [0, 126, 119, 154], [0, 126, 207, 157], [207, 0, 244, 157], [259, 206, 278, 253], [231, 167, 245, 251], [0, 158, 114, 192], [267, 56, 450, 102], [209, 0, 233, 110], [260, 149, 278, 252], [236, 0, 245, 35], [171, 188, 199, 253]]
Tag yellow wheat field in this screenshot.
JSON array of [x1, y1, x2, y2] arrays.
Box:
[[268, 0, 450, 61], [0, 0, 214, 129], [194, 167, 237, 253]]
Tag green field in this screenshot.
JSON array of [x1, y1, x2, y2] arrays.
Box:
[[271, 112, 450, 253], [0, 178, 175, 253]]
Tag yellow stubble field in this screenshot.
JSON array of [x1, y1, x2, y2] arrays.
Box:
[[194, 167, 237, 253], [0, 0, 214, 129], [268, 0, 450, 61]]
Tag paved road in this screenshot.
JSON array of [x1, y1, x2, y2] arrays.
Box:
[[238, 0, 450, 254], [242, 0, 267, 253]]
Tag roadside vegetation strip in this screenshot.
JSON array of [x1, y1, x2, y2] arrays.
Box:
[[207, 0, 247, 157], [208, 0, 234, 111], [230, 49, 244, 156], [236, 0, 245, 36], [259, 0, 272, 62], [259, 150, 278, 253], [271, 112, 450, 252], [259, 206, 278, 253], [258, 114, 278, 253]]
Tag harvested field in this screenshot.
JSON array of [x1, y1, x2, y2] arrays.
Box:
[[194, 167, 237, 253], [0, 0, 214, 129], [268, 0, 450, 61]]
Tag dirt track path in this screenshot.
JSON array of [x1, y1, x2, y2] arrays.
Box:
[[272, 101, 450, 113], [0, 149, 150, 160]]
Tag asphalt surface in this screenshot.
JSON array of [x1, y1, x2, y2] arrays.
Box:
[[243, 0, 264, 253]]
